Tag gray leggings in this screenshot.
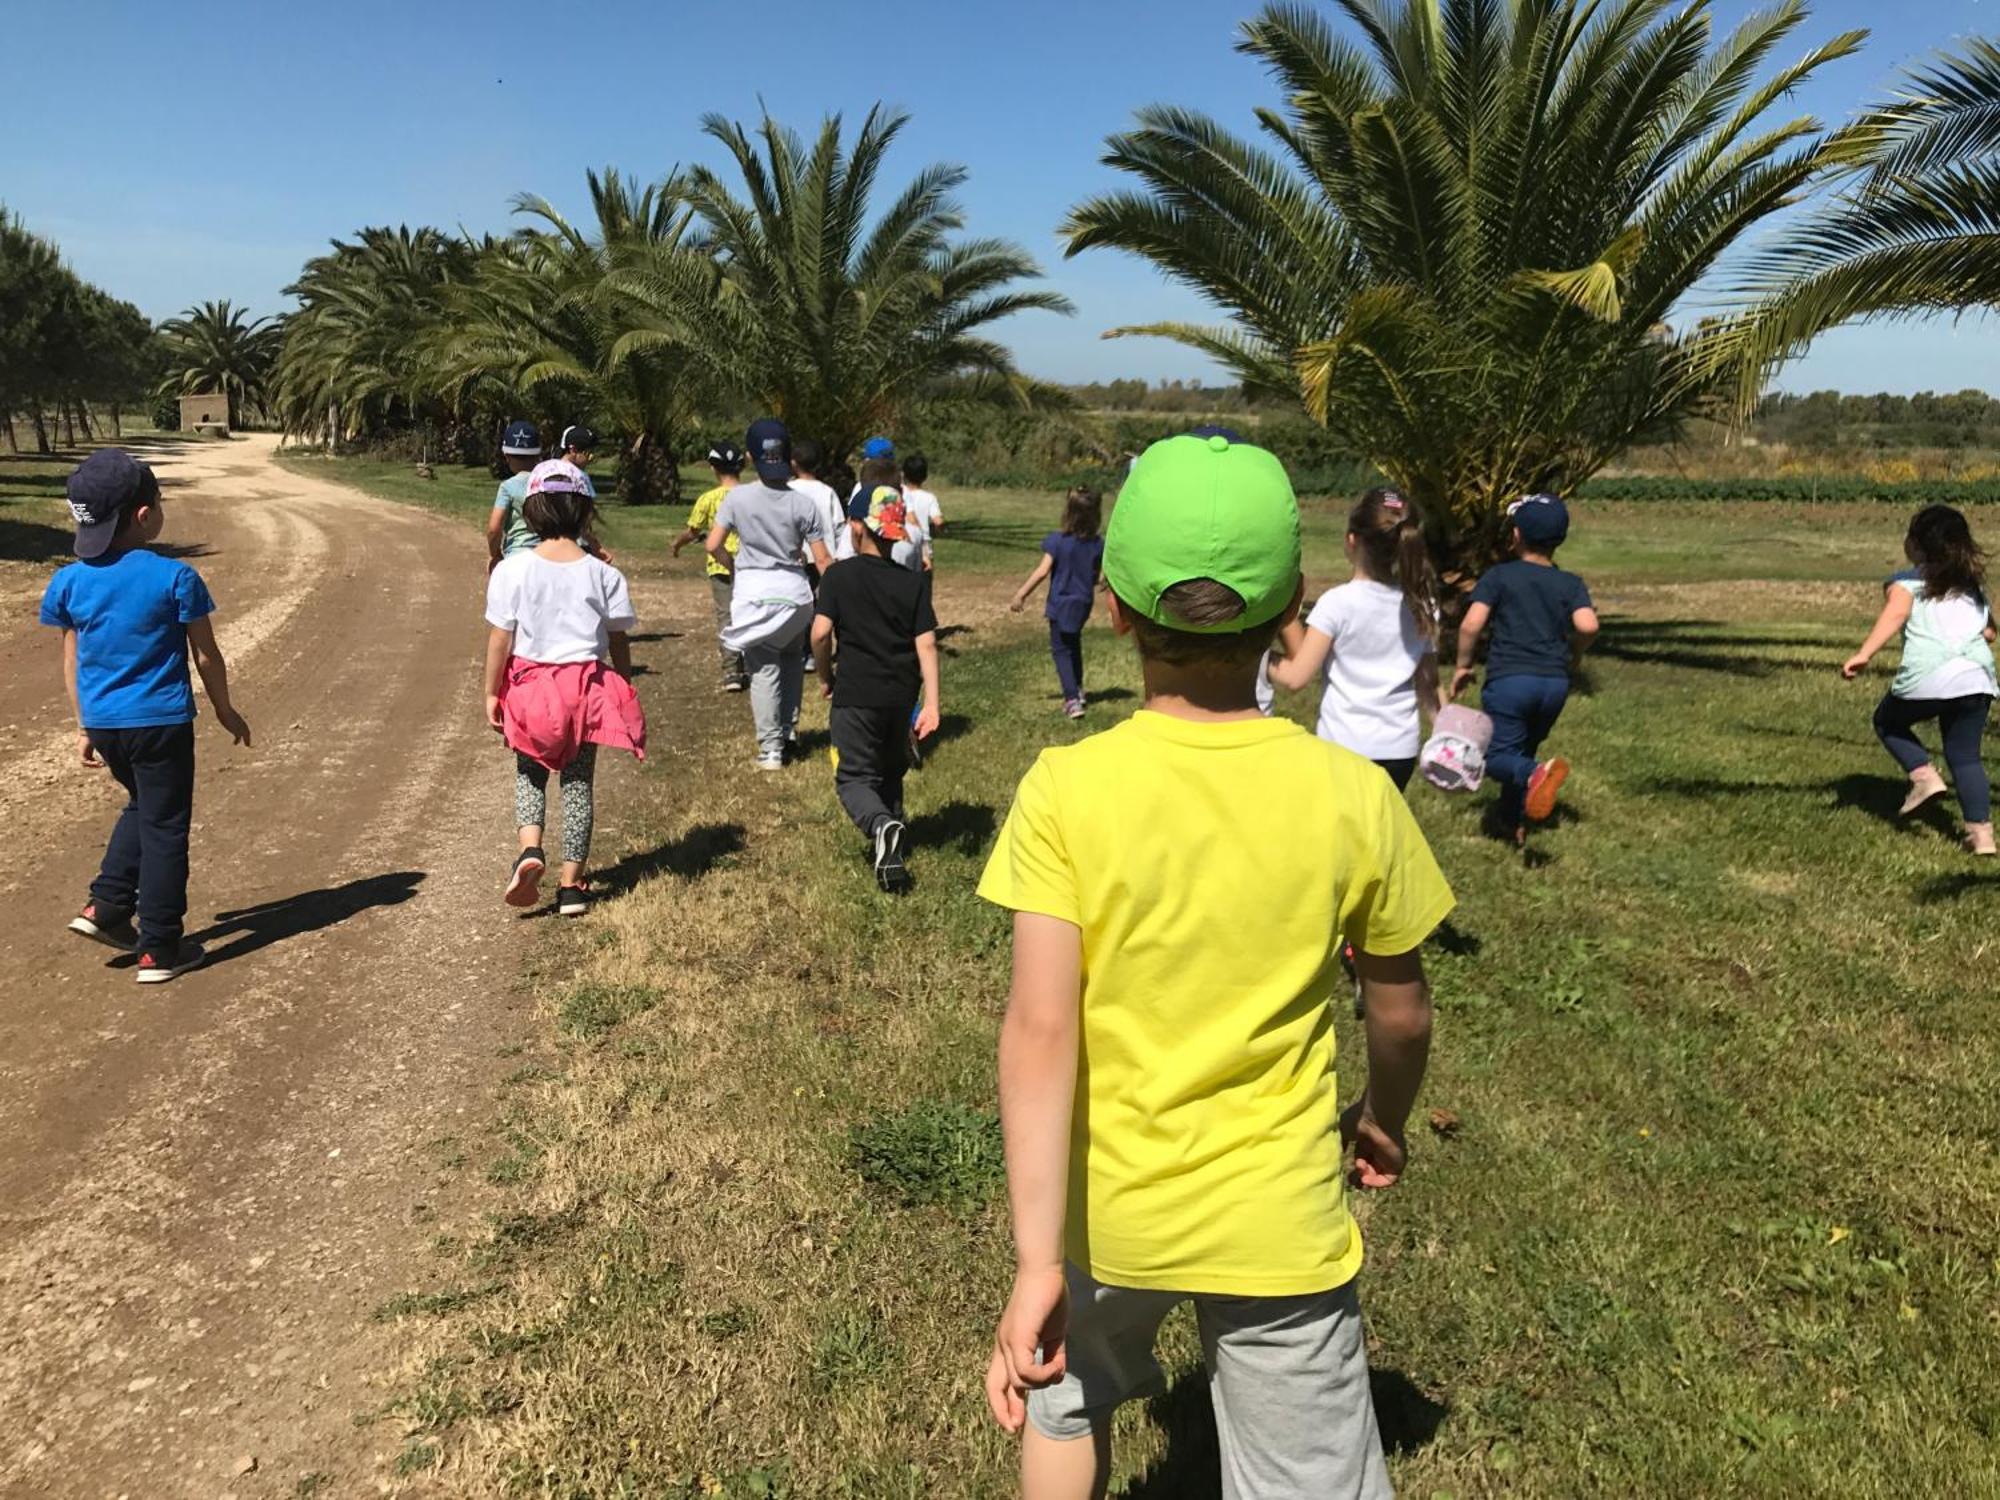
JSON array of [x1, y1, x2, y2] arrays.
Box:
[[515, 744, 597, 865]]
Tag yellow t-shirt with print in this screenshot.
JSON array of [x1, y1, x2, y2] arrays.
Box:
[[977, 710, 1453, 1296], [687, 484, 740, 578]]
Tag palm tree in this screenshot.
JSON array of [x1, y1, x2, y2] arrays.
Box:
[[157, 299, 282, 429], [1731, 39, 2000, 401], [1062, 0, 1867, 566], [643, 106, 1073, 462]]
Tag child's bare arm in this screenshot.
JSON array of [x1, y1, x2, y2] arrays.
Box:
[[1448, 600, 1492, 701], [484, 625, 514, 731], [1268, 625, 1333, 693], [607, 630, 632, 678], [1570, 606, 1601, 667], [704, 523, 735, 575], [1346, 947, 1433, 1190], [1844, 586, 1913, 678], [811, 615, 836, 693], [60, 629, 98, 766], [1010, 555, 1054, 612], [986, 912, 1083, 1435], [914, 630, 941, 737], [186, 617, 250, 745]]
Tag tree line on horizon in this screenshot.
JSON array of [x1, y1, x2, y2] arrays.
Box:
[[3, 2, 1998, 563]]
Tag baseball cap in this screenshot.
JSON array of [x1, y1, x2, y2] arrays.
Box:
[[500, 420, 541, 457], [861, 436, 895, 462], [847, 483, 909, 541], [746, 418, 793, 485], [526, 458, 591, 495], [1104, 432, 1301, 633], [67, 448, 159, 559], [1508, 493, 1570, 546], [559, 423, 596, 454], [707, 439, 745, 472]]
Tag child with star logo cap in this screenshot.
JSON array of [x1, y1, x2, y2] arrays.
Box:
[[977, 431, 1453, 1499]]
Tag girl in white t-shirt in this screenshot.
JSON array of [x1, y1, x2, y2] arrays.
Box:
[[1842, 504, 1997, 855], [483, 462, 648, 915], [1269, 487, 1441, 788]]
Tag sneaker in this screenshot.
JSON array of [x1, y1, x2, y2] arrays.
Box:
[[1064, 697, 1086, 720], [1967, 821, 1998, 857], [1523, 758, 1570, 823], [135, 941, 206, 984], [756, 752, 785, 772], [556, 884, 592, 917], [723, 677, 749, 693], [1902, 768, 1949, 817], [504, 847, 546, 908], [69, 902, 138, 952], [873, 819, 910, 892]]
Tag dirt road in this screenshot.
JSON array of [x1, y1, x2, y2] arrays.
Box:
[[0, 437, 533, 1497]]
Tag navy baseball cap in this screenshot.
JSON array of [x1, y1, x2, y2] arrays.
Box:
[[1508, 493, 1570, 547], [707, 439, 745, 472], [67, 448, 159, 559], [501, 420, 541, 457], [746, 418, 792, 485], [861, 436, 895, 462], [560, 423, 597, 454]]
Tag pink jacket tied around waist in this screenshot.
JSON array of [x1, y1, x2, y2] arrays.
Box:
[[500, 658, 647, 771]]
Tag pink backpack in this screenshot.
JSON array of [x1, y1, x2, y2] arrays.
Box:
[[1421, 705, 1493, 793]]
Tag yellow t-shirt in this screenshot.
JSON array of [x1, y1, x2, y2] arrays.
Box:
[[687, 485, 740, 578], [977, 710, 1454, 1296]]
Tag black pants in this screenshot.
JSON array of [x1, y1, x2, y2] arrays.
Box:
[[1374, 756, 1417, 791], [831, 702, 911, 837], [87, 722, 196, 952]]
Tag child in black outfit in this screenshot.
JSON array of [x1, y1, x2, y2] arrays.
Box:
[[811, 484, 941, 891]]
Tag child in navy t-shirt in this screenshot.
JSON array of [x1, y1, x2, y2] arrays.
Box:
[[1449, 495, 1599, 844], [1009, 486, 1105, 720], [39, 449, 250, 982]]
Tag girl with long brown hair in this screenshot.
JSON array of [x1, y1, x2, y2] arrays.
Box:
[[1009, 486, 1105, 719]]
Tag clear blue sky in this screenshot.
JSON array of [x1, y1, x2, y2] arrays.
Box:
[[9, 0, 1996, 393]]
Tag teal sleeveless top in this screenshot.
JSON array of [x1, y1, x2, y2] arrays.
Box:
[[1889, 571, 1997, 699]]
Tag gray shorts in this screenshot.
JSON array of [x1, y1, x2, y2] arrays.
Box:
[[1029, 1264, 1392, 1500]]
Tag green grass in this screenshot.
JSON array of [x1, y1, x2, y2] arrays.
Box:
[[274, 454, 2000, 1494]]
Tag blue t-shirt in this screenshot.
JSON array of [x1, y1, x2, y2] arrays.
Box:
[[1043, 532, 1104, 633], [39, 549, 216, 729], [1469, 559, 1593, 682]]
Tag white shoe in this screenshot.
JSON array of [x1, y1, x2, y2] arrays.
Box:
[[757, 752, 785, 772]]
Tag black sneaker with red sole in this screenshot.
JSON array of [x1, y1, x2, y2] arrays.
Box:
[[69, 903, 139, 952]]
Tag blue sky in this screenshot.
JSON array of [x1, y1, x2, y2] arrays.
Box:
[[9, 0, 1996, 393]]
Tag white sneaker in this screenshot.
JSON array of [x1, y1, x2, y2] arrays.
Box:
[[757, 752, 785, 772], [873, 819, 910, 891]]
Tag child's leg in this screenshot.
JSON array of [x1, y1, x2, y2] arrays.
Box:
[[831, 705, 894, 834], [515, 753, 550, 848], [87, 729, 145, 919], [778, 648, 805, 743], [1872, 692, 1938, 777], [1479, 676, 1538, 826], [710, 575, 745, 686], [104, 724, 196, 956], [1373, 756, 1418, 792], [1021, 1269, 1176, 1500], [880, 707, 912, 822], [743, 641, 786, 758], [555, 743, 598, 884], [1021, 1423, 1111, 1500], [1197, 1282, 1392, 1500], [1049, 622, 1083, 703], [1936, 695, 1993, 823]]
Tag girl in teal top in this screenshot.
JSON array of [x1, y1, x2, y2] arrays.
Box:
[[1843, 505, 1997, 855]]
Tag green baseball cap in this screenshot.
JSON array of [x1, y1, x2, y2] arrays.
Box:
[[1104, 432, 1302, 632]]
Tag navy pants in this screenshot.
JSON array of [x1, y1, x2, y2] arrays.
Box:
[[1049, 622, 1085, 703], [1481, 673, 1570, 825], [87, 722, 197, 952], [1873, 692, 1993, 822]]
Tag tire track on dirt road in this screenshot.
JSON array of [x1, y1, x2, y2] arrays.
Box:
[[0, 437, 537, 1497]]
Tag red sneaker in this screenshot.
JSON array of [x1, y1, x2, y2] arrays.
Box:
[[1524, 758, 1570, 823]]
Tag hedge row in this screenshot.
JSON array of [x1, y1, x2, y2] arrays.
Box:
[[1578, 475, 2000, 505]]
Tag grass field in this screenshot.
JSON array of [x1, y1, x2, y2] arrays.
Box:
[[28, 448, 2000, 1495]]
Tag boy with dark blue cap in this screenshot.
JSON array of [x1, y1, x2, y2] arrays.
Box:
[[41, 449, 252, 982], [487, 419, 544, 569], [1449, 494, 1601, 844]]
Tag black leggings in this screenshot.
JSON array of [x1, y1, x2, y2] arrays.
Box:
[[1873, 692, 1992, 822]]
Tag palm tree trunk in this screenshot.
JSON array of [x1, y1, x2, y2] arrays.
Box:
[[2, 413, 16, 452], [61, 404, 75, 446], [32, 408, 51, 454], [110, 404, 121, 438]]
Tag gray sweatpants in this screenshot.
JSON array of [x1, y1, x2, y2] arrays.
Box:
[[1029, 1264, 1392, 1500], [744, 614, 809, 758]]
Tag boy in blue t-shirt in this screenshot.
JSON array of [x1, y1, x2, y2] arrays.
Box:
[[1449, 494, 1600, 844], [39, 449, 251, 982]]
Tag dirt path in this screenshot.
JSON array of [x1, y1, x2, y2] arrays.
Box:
[[0, 437, 537, 1497]]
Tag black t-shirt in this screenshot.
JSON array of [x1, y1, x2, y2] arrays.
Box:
[[1470, 559, 1593, 681], [814, 554, 939, 708]]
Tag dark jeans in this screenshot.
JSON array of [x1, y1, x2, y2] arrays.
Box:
[[1374, 757, 1417, 791], [1049, 622, 1084, 703], [87, 722, 196, 952], [1874, 692, 1993, 822], [831, 702, 911, 836], [1481, 673, 1570, 825]]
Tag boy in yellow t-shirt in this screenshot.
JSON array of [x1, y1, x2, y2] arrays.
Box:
[[672, 440, 746, 691], [978, 432, 1453, 1500]]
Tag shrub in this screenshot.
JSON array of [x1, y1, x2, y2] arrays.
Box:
[[848, 1099, 1004, 1211]]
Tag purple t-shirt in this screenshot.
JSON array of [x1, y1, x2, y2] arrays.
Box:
[[1043, 532, 1104, 633]]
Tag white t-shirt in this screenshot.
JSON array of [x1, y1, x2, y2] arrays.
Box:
[[793, 477, 852, 562], [485, 551, 637, 665], [904, 486, 942, 534], [1305, 579, 1435, 758]]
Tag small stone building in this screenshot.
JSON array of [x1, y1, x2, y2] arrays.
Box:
[[178, 393, 229, 434]]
